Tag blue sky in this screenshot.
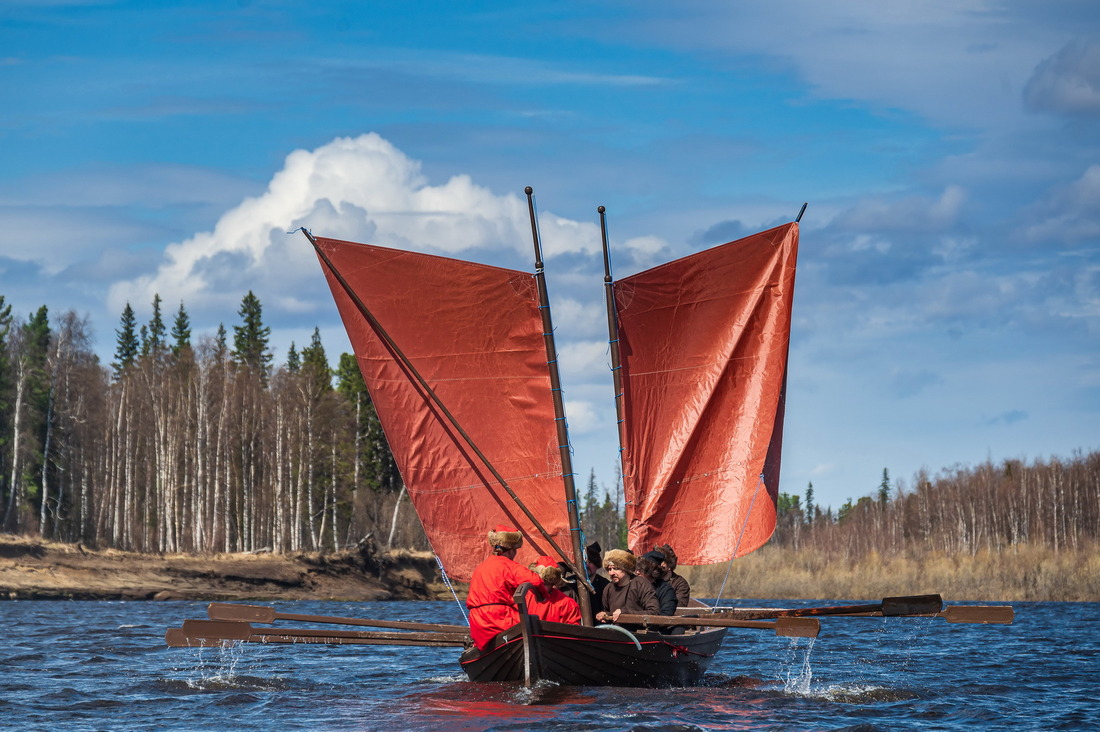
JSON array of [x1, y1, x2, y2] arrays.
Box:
[[2, 1, 1097, 511]]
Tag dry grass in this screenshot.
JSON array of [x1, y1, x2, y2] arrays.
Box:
[[679, 541, 1100, 602]]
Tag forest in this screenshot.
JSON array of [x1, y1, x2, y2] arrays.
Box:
[[0, 293, 625, 556], [1, 291, 1096, 600]]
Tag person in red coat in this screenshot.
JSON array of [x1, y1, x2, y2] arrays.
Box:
[[526, 555, 581, 625], [465, 525, 546, 650]]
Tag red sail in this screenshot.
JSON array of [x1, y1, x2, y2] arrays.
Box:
[[313, 237, 571, 582], [615, 223, 799, 564]]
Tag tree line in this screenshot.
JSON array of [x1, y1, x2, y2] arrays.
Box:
[[771, 454, 1100, 559], [0, 292, 627, 557]]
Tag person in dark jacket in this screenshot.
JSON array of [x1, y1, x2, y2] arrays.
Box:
[[654, 543, 691, 607], [638, 551, 677, 616]]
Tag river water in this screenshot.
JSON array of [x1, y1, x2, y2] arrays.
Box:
[[1, 599, 1095, 731]]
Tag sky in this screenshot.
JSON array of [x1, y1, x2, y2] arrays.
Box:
[[1, 0, 1097, 511]]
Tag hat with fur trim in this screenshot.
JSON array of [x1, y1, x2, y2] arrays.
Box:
[[603, 549, 636, 574], [535, 555, 557, 567], [532, 562, 562, 587], [487, 525, 523, 550]]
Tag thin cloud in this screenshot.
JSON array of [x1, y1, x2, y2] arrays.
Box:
[[1024, 39, 1100, 117]]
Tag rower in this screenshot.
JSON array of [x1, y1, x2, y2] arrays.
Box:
[[654, 544, 691, 607], [465, 525, 546, 650], [595, 550, 659, 624], [526, 555, 581, 625]]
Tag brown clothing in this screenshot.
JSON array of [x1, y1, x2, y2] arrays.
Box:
[[601, 574, 659, 616], [668, 572, 690, 607]]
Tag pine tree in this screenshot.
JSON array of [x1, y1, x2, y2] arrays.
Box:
[[214, 323, 228, 362], [878, 468, 891, 506], [300, 328, 332, 394], [145, 294, 166, 357], [231, 291, 273, 381], [112, 303, 139, 378], [170, 300, 191, 355]]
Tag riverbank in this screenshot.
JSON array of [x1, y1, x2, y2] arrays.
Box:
[[0, 534, 455, 602]]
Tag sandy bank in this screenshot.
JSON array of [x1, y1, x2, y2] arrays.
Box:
[[0, 534, 459, 602]]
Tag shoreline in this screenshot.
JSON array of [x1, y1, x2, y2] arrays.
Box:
[[0, 535, 454, 602]]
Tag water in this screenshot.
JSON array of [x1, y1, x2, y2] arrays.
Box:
[[1, 600, 1096, 730]]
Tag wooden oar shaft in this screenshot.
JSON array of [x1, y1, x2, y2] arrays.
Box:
[[167, 627, 466, 648], [703, 594, 944, 620], [207, 602, 469, 633], [173, 620, 469, 647], [615, 614, 820, 638]]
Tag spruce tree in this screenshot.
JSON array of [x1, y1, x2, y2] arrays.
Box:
[[286, 342, 300, 372], [170, 301, 191, 355], [214, 323, 228, 363], [878, 468, 891, 506], [336, 352, 398, 492], [231, 291, 273, 380], [805, 482, 815, 525], [112, 303, 139, 378], [300, 328, 332, 393], [145, 294, 166, 356]]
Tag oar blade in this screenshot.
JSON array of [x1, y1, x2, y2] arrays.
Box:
[[881, 594, 943, 617], [183, 618, 254, 641], [776, 617, 820, 638], [208, 602, 277, 624], [943, 605, 1015, 624], [166, 627, 234, 648]]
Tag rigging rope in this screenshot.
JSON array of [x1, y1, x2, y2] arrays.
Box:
[[711, 472, 766, 611]]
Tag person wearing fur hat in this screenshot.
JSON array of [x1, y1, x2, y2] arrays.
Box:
[[466, 525, 546, 650], [654, 544, 691, 607], [526, 555, 581, 625], [594, 549, 659, 623]]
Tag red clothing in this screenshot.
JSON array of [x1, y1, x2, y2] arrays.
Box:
[[466, 554, 545, 650], [527, 586, 581, 625]]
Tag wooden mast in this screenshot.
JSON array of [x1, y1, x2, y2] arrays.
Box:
[[524, 186, 594, 626], [598, 205, 628, 495]]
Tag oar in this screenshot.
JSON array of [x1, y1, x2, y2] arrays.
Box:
[[939, 605, 1015, 624], [701, 594, 944, 620], [614, 614, 820, 638], [206, 603, 468, 634], [169, 619, 469, 647], [166, 626, 466, 648]]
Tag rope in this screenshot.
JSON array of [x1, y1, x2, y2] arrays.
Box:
[[435, 554, 468, 623], [712, 472, 766, 610]]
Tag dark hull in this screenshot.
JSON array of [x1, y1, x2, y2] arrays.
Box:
[[459, 619, 727, 687]]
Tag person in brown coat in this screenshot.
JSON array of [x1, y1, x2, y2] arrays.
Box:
[[595, 549, 659, 623]]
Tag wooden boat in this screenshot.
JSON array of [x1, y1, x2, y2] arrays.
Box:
[[298, 188, 802, 686], [165, 191, 1013, 681]]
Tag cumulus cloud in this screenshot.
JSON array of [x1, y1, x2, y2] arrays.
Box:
[[107, 133, 605, 320], [1021, 164, 1100, 245], [1024, 39, 1100, 117]]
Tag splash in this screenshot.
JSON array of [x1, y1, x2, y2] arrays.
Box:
[[781, 637, 816, 695]]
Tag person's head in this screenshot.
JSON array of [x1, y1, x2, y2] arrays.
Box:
[[639, 551, 665, 583], [585, 541, 602, 573], [487, 525, 522, 558], [654, 544, 677, 576], [603, 549, 636, 586], [531, 555, 562, 588]]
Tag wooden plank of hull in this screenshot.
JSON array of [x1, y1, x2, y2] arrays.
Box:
[[459, 621, 727, 687]]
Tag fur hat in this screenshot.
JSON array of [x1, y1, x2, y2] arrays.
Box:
[[531, 557, 563, 587], [487, 525, 523, 551], [603, 549, 636, 574]]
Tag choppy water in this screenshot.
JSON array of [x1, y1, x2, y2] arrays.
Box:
[[1, 599, 1096, 731]]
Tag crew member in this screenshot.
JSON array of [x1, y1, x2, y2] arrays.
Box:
[[638, 551, 678, 616], [654, 544, 691, 607], [585, 541, 611, 619], [595, 549, 659, 623], [466, 525, 546, 650], [527, 555, 581, 625]]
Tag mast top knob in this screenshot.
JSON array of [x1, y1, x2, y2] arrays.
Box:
[[524, 186, 533, 195], [597, 205, 606, 213]]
